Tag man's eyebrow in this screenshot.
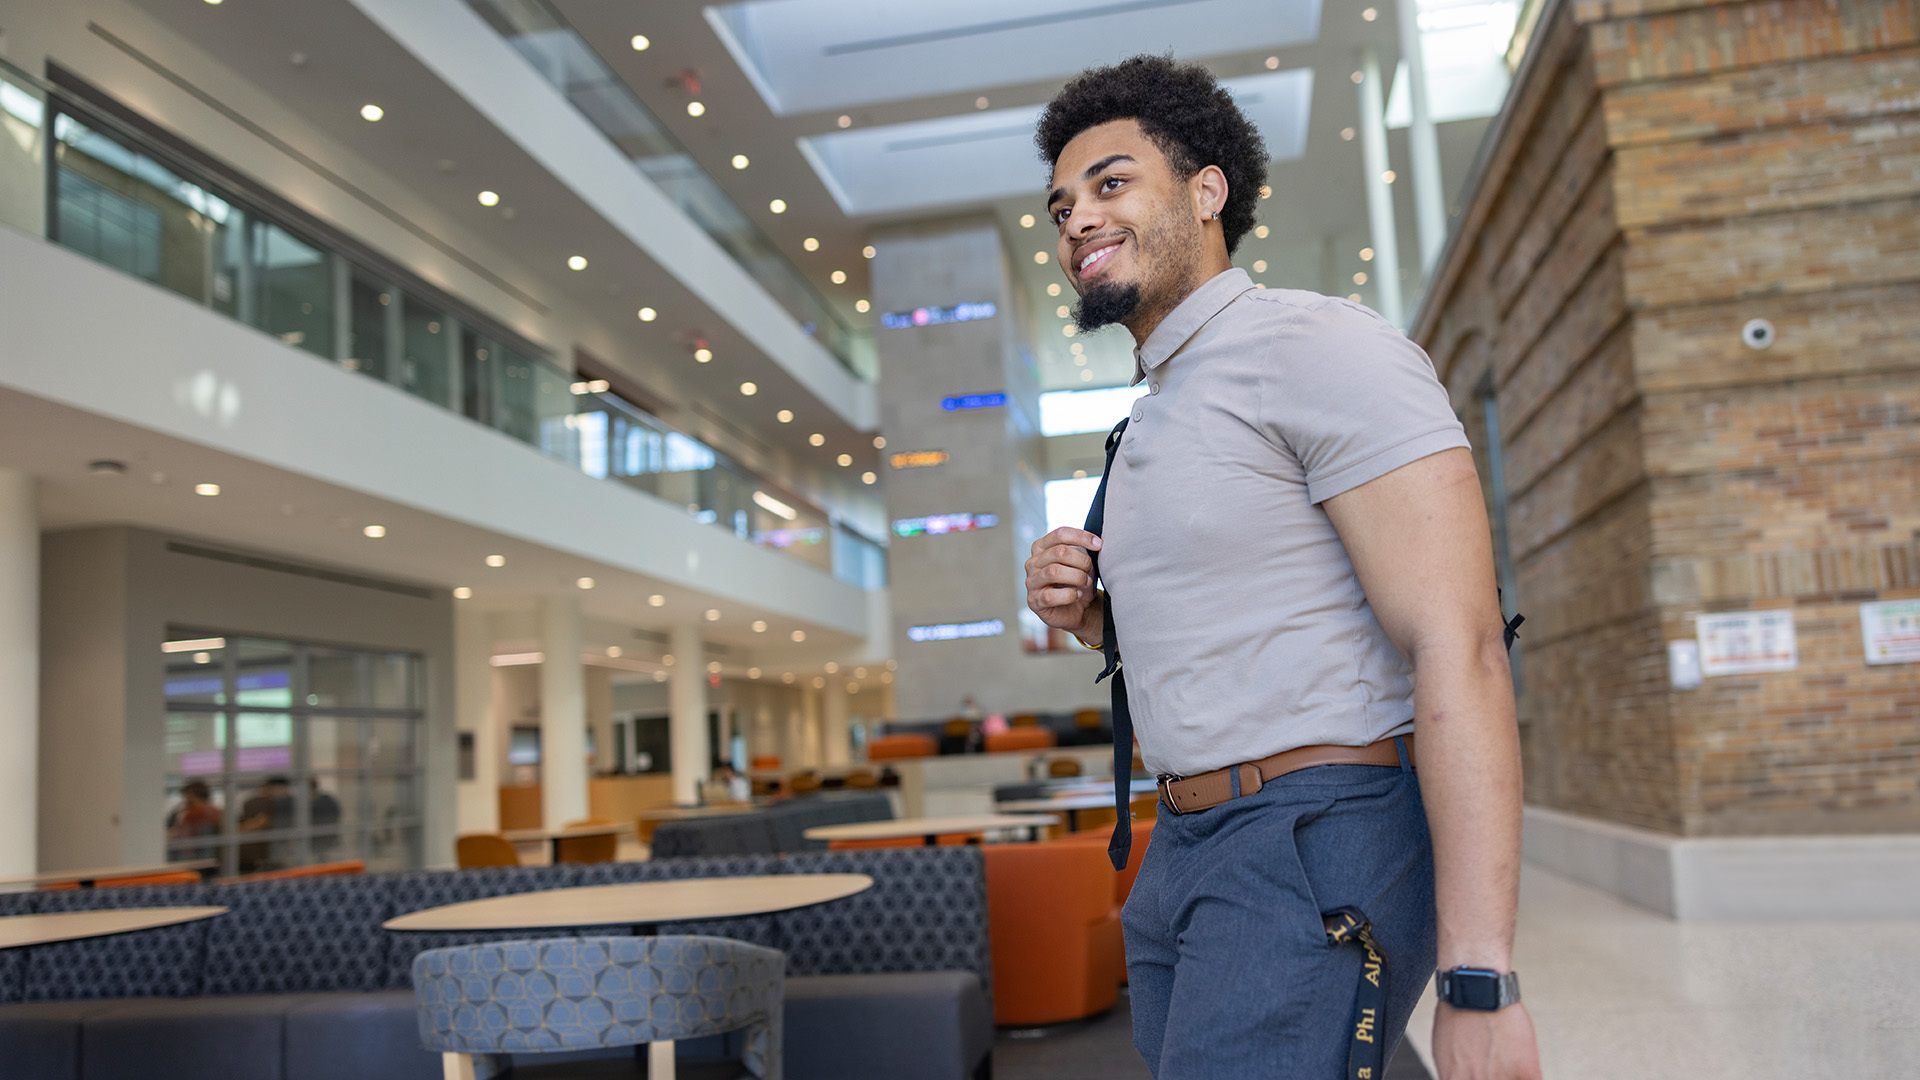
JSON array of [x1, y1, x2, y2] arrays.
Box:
[[1046, 154, 1138, 208]]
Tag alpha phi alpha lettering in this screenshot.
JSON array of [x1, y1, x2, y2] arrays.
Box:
[[1362, 940, 1383, 988], [1353, 1006, 1377, 1044]]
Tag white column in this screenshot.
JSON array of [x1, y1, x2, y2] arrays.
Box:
[[822, 683, 852, 767], [784, 696, 805, 769], [800, 688, 823, 769], [668, 625, 710, 804], [453, 605, 499, 834], [1357, 48, 1406, 327], [1396, 0, 1448, 273], [539, 596, 588, 828], [0, 470, 37, 877]]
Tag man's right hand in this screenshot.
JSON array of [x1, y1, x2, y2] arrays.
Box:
[[1025, 527, 1104, 643]]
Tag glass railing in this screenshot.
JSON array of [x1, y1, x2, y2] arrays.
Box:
[[0, 58, 886, 590], [467, 0, 877, 381]]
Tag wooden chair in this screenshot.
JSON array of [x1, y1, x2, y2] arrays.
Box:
[[787, 772, 824, 797], [1046, 758, 1084, 778], [555, 819, 619, 865], [455, 832, 521, 869], [1010, 713, 1041, 728], [842, 769, 880, 789], [1072, 709, 1105, 733], [985, 727, 1056, 753]]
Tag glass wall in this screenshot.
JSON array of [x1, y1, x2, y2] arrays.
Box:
[[161, 631, 425, 877]]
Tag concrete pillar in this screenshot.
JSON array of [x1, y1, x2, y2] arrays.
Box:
[[1356, 48, 1406, 326], [668, 625, 710, 804], [539, 596, 587, 828], [800, 688, 823, 768], [453, 605, 498, 834], [822, 683, 852, 767], [1396, 0, 1448, 273], [0, 469, 37, 877]]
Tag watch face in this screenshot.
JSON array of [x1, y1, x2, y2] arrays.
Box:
[[1449, 969, 1504, 1010]]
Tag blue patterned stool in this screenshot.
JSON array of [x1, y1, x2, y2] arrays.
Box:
[[411, 936, 784, 1080]]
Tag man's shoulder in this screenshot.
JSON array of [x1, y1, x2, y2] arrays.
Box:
[[1239, 287, 1392, 329]]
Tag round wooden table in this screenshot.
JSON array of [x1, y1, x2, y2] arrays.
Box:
[[500, 823, 633, 863], [383, 873, 873, 934], [0, 860, 216, 889], [802, 814, 1059, 846], [0, 907, 227, 950], [994, 794, 1120, 833]]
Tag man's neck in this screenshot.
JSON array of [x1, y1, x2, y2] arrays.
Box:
[[1122, 258, 1233, 346]]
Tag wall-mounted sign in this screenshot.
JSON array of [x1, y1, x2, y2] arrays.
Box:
[[1860, 600, 1920, 666], [890, 450, 950, 470], [881, 301, 997, 330], [1696, 610, 1798, 677], [752, 527, 825, 549], [907, 619, 1005, 643], [942, 392, 1008, 412], [892, 513, 999, 538]]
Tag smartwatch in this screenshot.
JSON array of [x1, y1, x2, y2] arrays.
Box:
[[1436, 967, 1521, 1011]]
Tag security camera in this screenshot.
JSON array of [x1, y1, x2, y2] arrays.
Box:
[[1742, 318, 1775, 351]]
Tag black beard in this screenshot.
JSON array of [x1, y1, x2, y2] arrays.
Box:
[[1073, 281, 1142, 332]]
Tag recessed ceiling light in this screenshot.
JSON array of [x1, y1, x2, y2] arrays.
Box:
[[1055, 304, 1070, 318], [768, 198, 787, 214], [1070, 341, 1085, 354], [748, 667, 762, 679], [1073, 469, 1087, 479], [872, 436, 886, 449], [825, 661, 840, 674], [836, 453, 852, 467], [791, 630, 807, 642], [662, 655, 675, 665], [652, 670, 668, 682], [359, 104, 384, 122], [194, 652, 211, 664], [752, 620, 768, 633], [1080, 369, 1094, 382], [194, 482, 221, 497], [705, 608, 721, 621], [808, 433, 825, 447], [1252, 259, 1267, 273], [974, 96, 989, 109], [731, 154, 750, 170], [88, 460, 128, 477], [1019, 213, 1036, 229], [1354, 271, 1370, 285], [687, 101, 706, 117], [576, 576, 596, 590], [861, 245, 876, 259], [1074, 355, 1088, 366], [861, 471, 876, 485], [631, 33, 651, 51], [1046, 282, 1061, 296], [648, 594, 666, 607], [740, 382, 758, 396], [836, 115, 852, 128], [477, 190, 500, 207], [363, 524, 387, 539], [204, 0, 223, 5], [1382, 170, 1397, 184], [1259, 185, 1272, 199], [1349, 292, 1363, 302], [802, 237, 820, 252], [1341, 127, 1357, 142], [485, 554, 506, 567], [812, 676, 825, 688], [1033, 251, 1049, 264], [637, 306, 657, 321], [776, 409, 794, 423], [1351, 70, 1364, 85], [854, 299, 870, 313], [830, 270, 847, 284], [1255, 225, 1270, 238], [694, 347, 713, 363], [1062, 325, 1077, 337], [707, 661, 723, 674], [1360, 247, 1375, 261], [567, 255, 588, 271], [782, 672, 795, 683], [1362, 7, 1378, 21], [453, 586, 473, 599], [607, 645, 623, 658], [1265, 55, 1280, 70]]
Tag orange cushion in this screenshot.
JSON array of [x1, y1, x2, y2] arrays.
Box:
[[984, 728, 1057, 753], [866, 734, 937, 761], [982, 841, 1121, 1025]]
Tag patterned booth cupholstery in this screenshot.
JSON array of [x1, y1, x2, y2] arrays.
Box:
[[412, 935, 784, 1078]]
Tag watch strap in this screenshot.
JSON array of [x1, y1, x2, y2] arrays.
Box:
[[1437, 967, 1521, 1010]]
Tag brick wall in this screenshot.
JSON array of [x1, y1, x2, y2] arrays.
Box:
[[1416, 0, 1920, 837]]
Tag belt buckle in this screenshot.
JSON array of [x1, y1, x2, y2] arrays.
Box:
[[1156, 773, 1187, 815]]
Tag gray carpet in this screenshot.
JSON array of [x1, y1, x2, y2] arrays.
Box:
[[993, 992, 1431, 1079]]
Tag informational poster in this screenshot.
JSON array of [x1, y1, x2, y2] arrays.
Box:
[[1696, 610, 1798, 677], [1860, 600, 1920, 666]]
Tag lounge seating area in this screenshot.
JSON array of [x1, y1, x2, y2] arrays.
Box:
[[648, 793, 896, 858]]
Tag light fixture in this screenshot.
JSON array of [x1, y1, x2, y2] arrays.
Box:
[[754, 490, 797, 520], [194, 652, 211, 665], [1265, 56, 1280, 69], [1349, 292, 1363, 302], [975, 96, 990, 109], [1033, 251, 1049, 264], [791, 630, 807, 643], [1252, 259, 1267, 273], [1073, 469, 1087, 479], [687, 101, 706, 117], [1046, 282, 1061, 296], [1074, 355, 1088, 367], [652, 670, 668, 682], [705, 609, 721, 622], [630, 33, 651, 51], [740, 382, 758, 396], [1055, 304, 1070, 318], [637, 306, 657, 322], [485, 554, 506, 567], [662, 654, 675, 666], [576, 576, 596, 590], [204, 0, 223, 5], [477, 190, 500, 207], [1020, 213, 1036, 229], [1255, 225, 1270, 239], [861, 471, 876, 485], [830, 270, 847, 284], [567, 255, 588, 271], [825, 661, 840, 674], [836, 453, 853, 467], [694, 347, 713, 363], [1259, 185, 1272, 199], [1351, 70, 1365, 84], [752, 620, 768, 633], [1360, 247, 1375, 261], [872, 436, 887, 449], [1341, 127, 1356, 142], [855, 299, 871, 313], [802, 237, 820, 252], [1070, 341, 1085, 354], [748, 667, 762, 679], [1062, 325, 1077, 337], [607, 645, 623, 658], [1382, 170, 1397, 184], [808, 433, 825, 447], [453, 586, 473, 599], [1354, 272, 1369, 285], [768, 198, 787, 214], [836, 115, 852, 128], [359, 104, 384, 122], [707, 661, 722, 674], [731, 154, 749, 170], [194, 482, 221, 497], [776, 409, 794, 423], [861, 245, 877, 259], [886, 659, 897, 671], [363, 524, 387, 539], [648, 594, 666, 607], [1362, 7, 1378, 21], [1080, 369, 1094, 382]]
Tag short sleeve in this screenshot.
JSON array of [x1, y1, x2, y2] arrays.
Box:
[[1260, 298, 1470, 504]]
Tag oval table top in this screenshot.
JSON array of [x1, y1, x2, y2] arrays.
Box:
[[0, 907, 228, 950], [500, 823, 634, 844], [994, 794, 1118, 813], [383, 873, 873, 932], [0, 860, 216, 888], [802, 814, 1058, 842]]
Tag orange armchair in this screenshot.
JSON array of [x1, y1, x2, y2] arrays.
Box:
[[866, 733, 937, 761], [982, 841, 1123, 1026], [455, 833, 521, 869], [984, 727, 1056, 753]]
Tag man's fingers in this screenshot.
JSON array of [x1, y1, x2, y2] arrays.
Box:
[[1032, 527, 1103, 556], [1030, 563, 1090, 590]]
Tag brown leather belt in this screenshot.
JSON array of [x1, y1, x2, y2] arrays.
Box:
[[1156, 734, 1413, 815]]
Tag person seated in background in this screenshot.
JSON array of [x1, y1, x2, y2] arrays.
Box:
[[165, 778, 222, 842], [237, 775, 294, 873], [309, 778, 341, 857]]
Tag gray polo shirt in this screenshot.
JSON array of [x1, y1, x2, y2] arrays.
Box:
[[1099, 268, 1469, 776]]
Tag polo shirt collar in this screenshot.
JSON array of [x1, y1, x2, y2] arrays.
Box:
[[1131, 267, 1256, 384]]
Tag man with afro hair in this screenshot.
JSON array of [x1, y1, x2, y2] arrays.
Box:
[[1023, 55, 1540, 1080]]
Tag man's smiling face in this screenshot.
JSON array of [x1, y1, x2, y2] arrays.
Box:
[[1047, 119, 1202, 334]]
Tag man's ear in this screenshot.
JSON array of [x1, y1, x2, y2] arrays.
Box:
[[1194, 165, 1229, 221]]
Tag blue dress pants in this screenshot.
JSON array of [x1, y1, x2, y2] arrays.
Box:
[[1122, 757, 1437, 1078]]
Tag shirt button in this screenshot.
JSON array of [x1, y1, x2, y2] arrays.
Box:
[[1149, 383, 1160, 395], [1131, 408, 1143, 423]]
